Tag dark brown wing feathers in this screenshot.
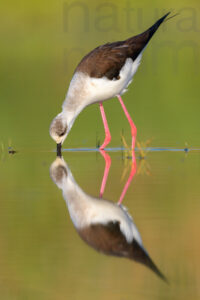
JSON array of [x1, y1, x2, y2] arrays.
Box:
[[75, 12, 170, 80], [78, 221, 167, 281]]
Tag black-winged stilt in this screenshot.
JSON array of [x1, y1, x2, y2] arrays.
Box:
[[50, 155, 167, 281], [50, 13, 171, 155]]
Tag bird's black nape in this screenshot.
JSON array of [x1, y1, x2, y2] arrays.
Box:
[[57, 143, 62, 157]]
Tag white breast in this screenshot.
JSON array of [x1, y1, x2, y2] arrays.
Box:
[[65, 53, 142, 107]]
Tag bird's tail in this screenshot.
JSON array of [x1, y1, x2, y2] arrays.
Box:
[[130, 239, 168, 283], [144, 12, 171, 41], [126, 12, 175, 59]]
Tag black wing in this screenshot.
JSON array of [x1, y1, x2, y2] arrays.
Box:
[[75, 13, 170, 80]]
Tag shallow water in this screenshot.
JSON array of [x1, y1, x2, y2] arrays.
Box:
[[1, 0, 200, 297], [0, 148, 200, 300]]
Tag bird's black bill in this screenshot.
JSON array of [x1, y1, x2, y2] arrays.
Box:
[[57, 143, 62, 157]]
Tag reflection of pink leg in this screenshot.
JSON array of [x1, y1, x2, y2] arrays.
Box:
[[99, 102, 111, 150], [99, 150, 112, 198], [118, 150, 137, 205], [117, 95, 137, 149]]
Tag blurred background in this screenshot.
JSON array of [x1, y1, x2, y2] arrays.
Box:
[[1, 0, 200, 150], [0, 1, 200, 300]]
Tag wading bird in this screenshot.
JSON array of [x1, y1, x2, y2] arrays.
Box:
[[50, 156, 167, 281], [50, 13, 171, 155]]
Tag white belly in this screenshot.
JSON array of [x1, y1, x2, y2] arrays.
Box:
[[65, 53, 142, 107], [66, 193, 143, 246]]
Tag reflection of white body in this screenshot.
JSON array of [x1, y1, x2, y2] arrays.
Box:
[[50, 157, 166, 281], [50, 157, 142, 246]]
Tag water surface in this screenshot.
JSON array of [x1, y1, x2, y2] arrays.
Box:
[[0, 149, 200, 299]]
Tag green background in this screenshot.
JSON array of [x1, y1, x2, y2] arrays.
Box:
[[0, 1, 200, 299], [0, 152, 200, 300], [1, 0, 200, 150]]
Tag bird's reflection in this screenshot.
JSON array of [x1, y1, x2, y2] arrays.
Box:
[[50, 150, 166, 282]]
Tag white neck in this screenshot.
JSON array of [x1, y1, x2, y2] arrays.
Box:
[[61, 99, 84, 134], [61, 71, 91, 130]]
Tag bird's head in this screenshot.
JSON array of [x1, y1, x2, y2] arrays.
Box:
[[50, 156, 68, 189], [49, 113, 68, 145]]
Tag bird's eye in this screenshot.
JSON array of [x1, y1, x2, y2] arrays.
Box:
[[58, 129, 67, 137]]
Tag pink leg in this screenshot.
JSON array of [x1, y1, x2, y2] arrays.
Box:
[[118, 150, 137, 205], [99, 102, 111, 150], [117, 95, 137, 149], [99, 150, 112, 198]]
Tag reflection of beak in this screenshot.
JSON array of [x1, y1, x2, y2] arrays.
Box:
[[57, 143, 62, 157]]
